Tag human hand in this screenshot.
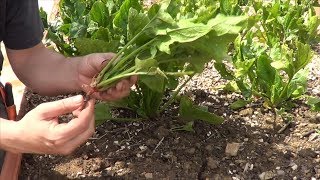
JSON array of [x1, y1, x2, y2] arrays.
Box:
[[77, 53, 137, 101], [7, 95, 95, 155]]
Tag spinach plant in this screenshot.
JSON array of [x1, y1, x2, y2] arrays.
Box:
[[225, 0, 320, 124], [41, 0, 249, 129]]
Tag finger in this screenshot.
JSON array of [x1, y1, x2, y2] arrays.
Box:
[[87, 53, 116, 72], [116, 79, 130, 91], [116, 81, 124, 91], [107, 87, 115, 95], [35, 95, 84, 119], [53, 99, 95, 139], [109, 88, 131, 100], [94, 92, 118, 101], [59, 115, 95, 155], [130, 76, 138, 86]]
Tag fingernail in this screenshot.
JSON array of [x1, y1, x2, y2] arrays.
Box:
[[73, 95, 83, 103]]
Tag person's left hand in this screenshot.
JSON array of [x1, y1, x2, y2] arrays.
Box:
[[77, 53, 137, 101]]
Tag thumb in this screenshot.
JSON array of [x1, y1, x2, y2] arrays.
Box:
[[86, 53, 115, 72], [35, 95, 84, 119]]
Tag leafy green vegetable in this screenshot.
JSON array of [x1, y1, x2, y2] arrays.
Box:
[[229, 0, 319, 110], [230, 99, 250, 110], [306, 96, 320, 112], [179, 96, 224, 128], [41, 0, 247, 124], [94, 103, 112, 126]]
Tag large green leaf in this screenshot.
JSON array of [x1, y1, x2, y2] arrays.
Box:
[[139, 83, 164, 118], [69, 22, 87, 38], [113, 0, 142, 32], [157, 19, 212, 54], [75, 38, 119, 55], [294, 42, 313, 72], [90, 1, 109, 27], [256, 55, 276, 94], [95, 103, 112, 126], [134, 57, 158, 72], [207, 14, 248, 36], [127, 8, 151, 43], [287, 68, 308, 98], [179, 96, 224, 125], [214, 62, 234, 80], [91, 27, 111, 41]]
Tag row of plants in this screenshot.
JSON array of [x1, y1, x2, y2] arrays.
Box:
[[223, 0, 320, 123], [40, 0, 320, 131]]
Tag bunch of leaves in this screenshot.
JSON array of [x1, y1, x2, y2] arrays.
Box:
[[41, 0, 249, 129], [222, 0, 320, 112]]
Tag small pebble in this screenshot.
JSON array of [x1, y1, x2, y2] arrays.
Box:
[[144, 173, 153, 179], [225, 143, 241, 157]]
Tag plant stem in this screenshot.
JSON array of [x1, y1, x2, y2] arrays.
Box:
[[97, 71, 195, 91], [106, 39, 157, 78], [272, 107, 277, 131], [157, 75, 194, 115], [94, 15, 158, 85], [97, 72, 139, 91], [165, 71, 195, 76]]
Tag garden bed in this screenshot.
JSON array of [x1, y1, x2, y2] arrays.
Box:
[[19, 46, 320, 179]]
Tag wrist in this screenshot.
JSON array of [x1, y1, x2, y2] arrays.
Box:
[[0, 119, 22, 152]]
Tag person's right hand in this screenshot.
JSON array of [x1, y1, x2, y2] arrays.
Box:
[[7, 95, 95, 155]]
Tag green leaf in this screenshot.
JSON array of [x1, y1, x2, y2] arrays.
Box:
[[134, 57, 166, 93], [183, 55, 211, 73], [95, 103, 112, 126], [139, 83, 164, 118], [234, 58, 256, 78], [270, 73, 283, 105], [128, 8, 151, 43], [294, 42, 313, 72], [207, 14, 248, 36], [75, 38, 119, 55], [307, 16, 320, 40], [179, 96, 224, 125], [230, 99, 250, 110], [306, 96, 320, 111], [236, 80, 252, 98], [139, 68, 166, 93], [287, 68, 308, 98], [39, 7, 48, 29], [134, 57, 158, 72], [69, 22, 87, 38], [222, 81, 239, 93], [157, 19, 212, 54], [90, 1, 109, 27], [214, 62, 234, 80], [256, 55, 276, 96], [113, 0, 142, 32], [91, 27, 111, 41], [171, 121, 195, 132], [219, 0, 242, 15]]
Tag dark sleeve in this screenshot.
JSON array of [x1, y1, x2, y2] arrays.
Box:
[[3, 0, 44, 50]]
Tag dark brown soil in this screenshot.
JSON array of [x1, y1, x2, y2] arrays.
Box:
[[18, 48, 320, 179]]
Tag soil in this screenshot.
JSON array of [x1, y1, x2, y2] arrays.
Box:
[[18, 46, 320, 180]]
